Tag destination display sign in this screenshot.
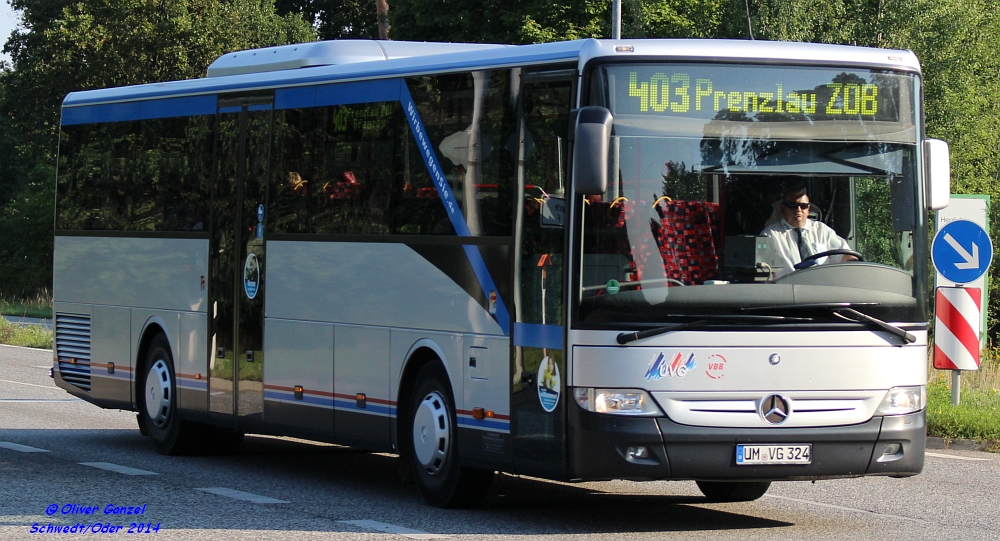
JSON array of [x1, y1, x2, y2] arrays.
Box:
[[608, 65, 904, 123]]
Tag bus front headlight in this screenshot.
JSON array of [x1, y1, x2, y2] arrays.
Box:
[[573, 388, 662, 416], [875, 386, 926, 416]]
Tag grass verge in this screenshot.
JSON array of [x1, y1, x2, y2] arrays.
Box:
[[926, 378, 1000, 444], [0, 290, 53, 319], [0, 316, 53, 349]]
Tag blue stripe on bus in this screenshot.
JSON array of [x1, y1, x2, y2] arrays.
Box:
[[457, 417, 510, 432], [62, 102, 141, 125], [139, 95, 216, 120], [62, 95, 217, 125], [176, 379, 208, 391], [333, 398, 395, 416], [399, 82, 511, 336], [218, 106, 242, 114], [513, 323, 564, 350], [263, 390, 335, 408], [275, 79, 402, 110]]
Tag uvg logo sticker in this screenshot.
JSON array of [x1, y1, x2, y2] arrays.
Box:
[[644, 352, 696, 381]]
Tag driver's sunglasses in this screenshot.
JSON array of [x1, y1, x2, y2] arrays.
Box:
[[782, 201, 811, 210]]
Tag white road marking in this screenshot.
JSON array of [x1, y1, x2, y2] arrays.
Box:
[[0, 398, 82, 402], [764, 494, 929, 523], [0, 441, 51, 453], [0, 379, 62, 390], [926, 451, 991, 461], [79, 462, 158, 476], [195, 487, 289, 504], [340, 520, 447, 540]]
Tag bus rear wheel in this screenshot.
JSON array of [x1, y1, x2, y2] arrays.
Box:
[[142, 334, 188, 455], [407, 362, 493, 508], [696, 480, 771, 502]]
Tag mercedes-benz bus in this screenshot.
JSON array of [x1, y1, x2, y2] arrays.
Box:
[[52, 38, 950, 507]]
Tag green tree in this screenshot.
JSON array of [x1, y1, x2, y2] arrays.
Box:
[[274, 0, 380, 39], [0, 0, 315, 297], [389, 0, 724, 44]]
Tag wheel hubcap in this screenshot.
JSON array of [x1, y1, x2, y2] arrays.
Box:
[[144, 359, 172, 428], [412, 391, 450, 475]]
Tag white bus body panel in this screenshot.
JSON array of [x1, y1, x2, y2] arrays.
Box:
[[53, 237, 208, 410], [262, 319, 335, 439], [265, 241, 502, 334], [54, 236, 207, 312]]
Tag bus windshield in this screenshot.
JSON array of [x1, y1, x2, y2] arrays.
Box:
[[577, 64, 923, 326]]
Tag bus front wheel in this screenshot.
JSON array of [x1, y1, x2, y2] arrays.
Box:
[[696, 480, 771, 502], [407, 362, 493, 507]]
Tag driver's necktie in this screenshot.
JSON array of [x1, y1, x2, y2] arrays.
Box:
[[793, 228, 807, 261]]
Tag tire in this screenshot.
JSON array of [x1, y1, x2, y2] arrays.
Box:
[[142, 334, 194, 455], [406, 362, 493, 508], [696, 480, 771, 502]]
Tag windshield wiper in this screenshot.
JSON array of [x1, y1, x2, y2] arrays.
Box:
[[616, 314, 812, 345], [742, 302, 916, 344]]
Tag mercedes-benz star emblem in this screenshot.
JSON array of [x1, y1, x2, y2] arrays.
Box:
[[768, 353, 781, 365], [760, 394, 790, 424]]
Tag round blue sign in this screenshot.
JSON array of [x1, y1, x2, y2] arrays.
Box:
[[932, 219, 993, 283]]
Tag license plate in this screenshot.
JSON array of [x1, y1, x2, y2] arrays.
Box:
[[736, 444, 812, 465]]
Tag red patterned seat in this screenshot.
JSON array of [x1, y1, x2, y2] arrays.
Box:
[[651, 200, 720, 285]]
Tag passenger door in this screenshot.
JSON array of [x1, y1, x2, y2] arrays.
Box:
[[210, 96, 272, 432], [510, 70, 575, 478]]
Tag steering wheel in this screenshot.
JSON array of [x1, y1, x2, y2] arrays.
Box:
[[794, 249, 864, 270]]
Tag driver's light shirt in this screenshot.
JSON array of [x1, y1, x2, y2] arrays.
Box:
[[760, 218, 852, 278]]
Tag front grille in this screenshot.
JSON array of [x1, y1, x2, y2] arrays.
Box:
[[56, 313, 92, 392], [652, 391, 887, 428]]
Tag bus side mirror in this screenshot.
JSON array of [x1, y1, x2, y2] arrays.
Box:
[[572, 106, 612, 195], [924, 138, 950, 210]]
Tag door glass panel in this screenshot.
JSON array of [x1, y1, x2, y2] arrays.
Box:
[[237, 107, 271, 427], [210, 101, 272, 428], [512, 75, 573, 475], [209, 111, 239, 422]]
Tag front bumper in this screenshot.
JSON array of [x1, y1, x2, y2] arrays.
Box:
[[568, 405, 925, 481]]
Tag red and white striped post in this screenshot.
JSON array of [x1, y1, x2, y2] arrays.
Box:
[[933, 286, 982, 405]]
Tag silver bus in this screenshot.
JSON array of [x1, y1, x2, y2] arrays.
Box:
[[53, 38, 950, 507]]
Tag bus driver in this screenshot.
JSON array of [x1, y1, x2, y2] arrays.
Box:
[[760, 187, 858, 278]]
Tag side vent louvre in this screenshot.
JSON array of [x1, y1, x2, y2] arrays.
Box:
[[56, 313, 92, 392]]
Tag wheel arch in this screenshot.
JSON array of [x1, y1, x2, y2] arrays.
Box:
[[133, 317, 172, 410], [395, 339, 455, 450]]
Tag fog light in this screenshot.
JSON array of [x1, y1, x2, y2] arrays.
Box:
[[882, 443, 902, 456], [627, 446, 649, 459], [877, 442, 904, 462]]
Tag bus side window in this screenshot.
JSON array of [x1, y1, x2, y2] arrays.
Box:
[[398, 71, 514, 236]]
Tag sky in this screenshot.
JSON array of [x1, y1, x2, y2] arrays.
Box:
[[1, 1, 18, 65]]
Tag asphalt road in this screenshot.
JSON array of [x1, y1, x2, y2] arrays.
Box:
[[2, 344, 998, 540]]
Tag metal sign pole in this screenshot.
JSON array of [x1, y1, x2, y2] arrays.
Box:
[[612, 0, 621, 39], [952, 370, 961, 406]]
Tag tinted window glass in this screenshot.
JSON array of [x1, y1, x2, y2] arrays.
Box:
[[56, 116, 213, 231], [404, 71, 515, 236], [271, 102, 401, 235]]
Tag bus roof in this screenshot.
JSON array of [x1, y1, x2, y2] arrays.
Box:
[[62, 38, 921, 108]]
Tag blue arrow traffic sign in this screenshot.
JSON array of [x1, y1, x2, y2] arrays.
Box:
[[932, 219, 993, 284]]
